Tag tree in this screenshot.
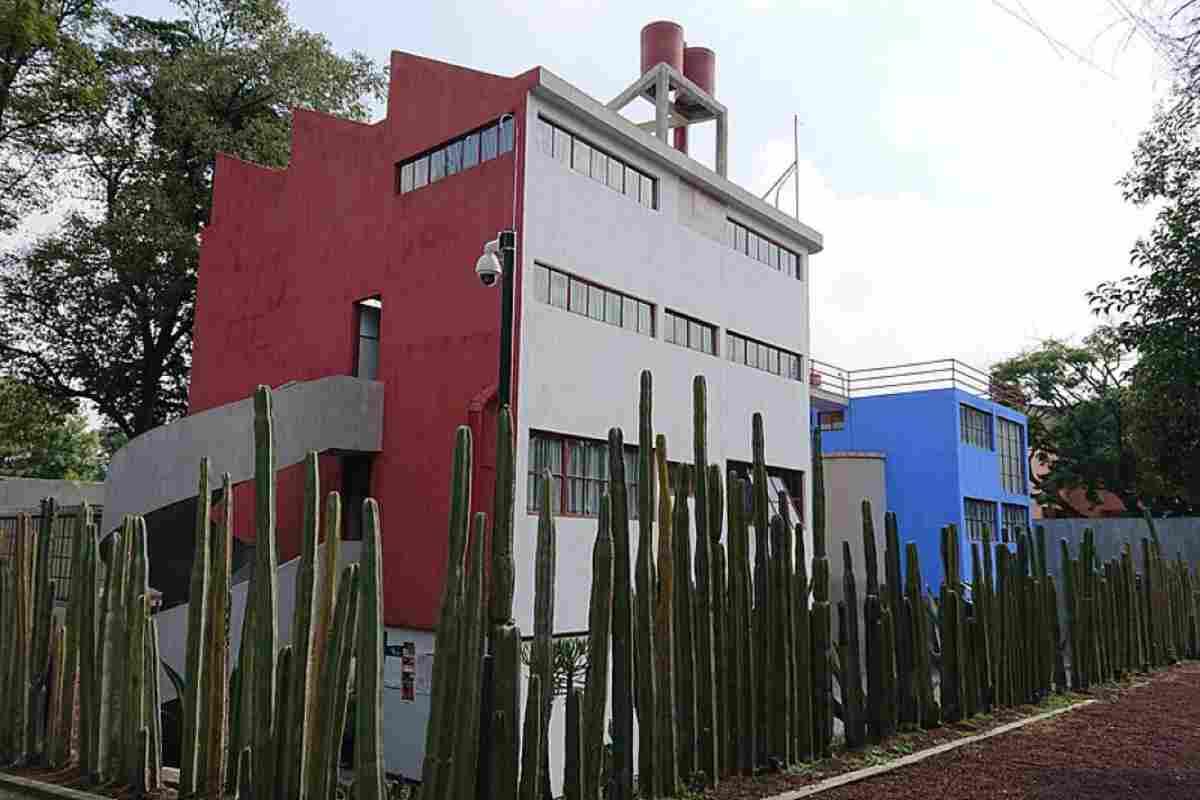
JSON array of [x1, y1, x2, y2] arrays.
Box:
[[992, 328, 1145, 516], [1089, 71, 1200, 508], [0, 0, 104, 231], [0, 0, 385, 437], [0, 376, 105, 480]]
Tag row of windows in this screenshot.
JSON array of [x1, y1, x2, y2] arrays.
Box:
[[727, 332, 803, 381], [816, 409, 845, 432], [964, 498, 1029, 544], [535, 117, 656, 209], [533, 264, 802, 385], [997, 417, 1026, 494], [663, 310, 717, 355], [528, 432, 640, 517], [532, 264, 654, 337], [726, 218, 803, 280], [396, 117, 515, 195]]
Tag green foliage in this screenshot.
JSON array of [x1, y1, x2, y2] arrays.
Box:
[[1088, 80, 1200, 509], [0, 0, 386, 437], [0, 377, 105, 480], [0, 0, 104, 231], [992, 328, 1145, 514]]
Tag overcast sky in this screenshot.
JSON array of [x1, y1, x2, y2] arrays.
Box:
[[112, 0, 1171, 370]]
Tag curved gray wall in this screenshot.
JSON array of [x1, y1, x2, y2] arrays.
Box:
[[102, 376, 384, 533]]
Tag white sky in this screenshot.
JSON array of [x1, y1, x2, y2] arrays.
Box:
[[75, 2, 1183, 372]]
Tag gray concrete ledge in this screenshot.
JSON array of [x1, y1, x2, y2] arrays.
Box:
[[763, 699, 1097, 800], [102, 375, 383, 533]]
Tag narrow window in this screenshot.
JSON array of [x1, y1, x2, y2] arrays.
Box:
[[553, 127, 572, 166], [429, 148, 445, 183], [573, 140, 592, 175], [569, 277, 588, 315], [444, 140, 462, 176], [536, 118, 554, 157], [413, 157, 429, 189], [640, 175, 654, 208], [622, 297, 637, 332], [550, 271, 568, 308], [462, 133, 480, 169], [638, 302, 652, 335], [608, 157, 624, 193], [623, 166, 639, 200], [605, 291, 621, 326], [499, 116, 514, 153], [399, 163, 414, 193], [591, 149, 608, 184], [355, 299, 381, 380], [964, 498, 996, 542], [533, 264, 550, 304], [588, 285, 605, 321], [481, 124, 499, 162]]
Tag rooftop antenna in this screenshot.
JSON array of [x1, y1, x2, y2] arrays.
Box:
[[762, 114, 801, 221]]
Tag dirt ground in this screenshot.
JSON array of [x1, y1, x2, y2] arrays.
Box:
[[707, 662, 1200, 800]]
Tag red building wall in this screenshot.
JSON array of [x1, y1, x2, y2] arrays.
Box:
[[190, 53, 537, 629]]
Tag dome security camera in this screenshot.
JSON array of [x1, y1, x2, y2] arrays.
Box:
[[475, 238, 503, 287]]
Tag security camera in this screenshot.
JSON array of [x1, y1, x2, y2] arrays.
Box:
[[475, 238, 503, 287]]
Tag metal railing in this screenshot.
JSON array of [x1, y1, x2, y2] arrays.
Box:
[[808, 358, 1002, 402], [0, 505, 99, 603]]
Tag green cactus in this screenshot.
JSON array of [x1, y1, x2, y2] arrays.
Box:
[[861, 501, 882, 742], [883, 513, 909, 727], [727, 474, 755, 774], [451, 513, 487, 800], [840, 543, 864, 748], [651, 442, 678, 795], [202, 473, 232, 796], [672, 463, 697, 779], [532, 470, 557, 800], [252, 386, 280, 800], [145, 612, 163, 792], [564, 686, 583, 800], [810, 429, 833, 757], [518, 674, 542, 800], [315, 564, 360, 800], [125, 521, 149, 786], [281, 453, 322, 800], [707, 464, 728, 778], [633, 371, 658, 797], [491, 622, 523, 800], [356, 499, 386, 800], [793, 514, 812, 763], [179, 459, 212, 795], [421, 426, 472, 798], [971, 543, 993, 712], [608, 427, 635, 800], [274, 644, 294, 799], [904, 544, 935, 728], [581, 494, 614, 800], [79, 520, 100, 778], [879, 601, 898, 736], [750, 414, 771, 762], [692, 376, 718, 786], [491, 406, 517, 628]]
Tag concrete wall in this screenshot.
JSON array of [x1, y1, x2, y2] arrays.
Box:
[[0, 477, 104, 512], [103, 375, 383, 536], [823, 452, 887, 619], [1041, 517, 1200, 579]]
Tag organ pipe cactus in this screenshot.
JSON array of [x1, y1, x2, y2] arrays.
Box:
[[727, 474, 755, 774], [861, 500, 882, 742], [608, 428, 635, 800], [491, 623, 523, 800], [252, 386, 280, 800], [634, 371, 658, 796], [283, 453, 322, 800], [672, 465, 697, 778], [421, 426, 472, 798], [180, 460, 212, 796], [810, 429, 833, 757], [451, 513, 487, 800], [564, 687, 584, 800], [692, 376, 718, 786], [518, 674, 543, 800], [206, 473, 233, 797], [652, 442, 679, 794], [707, 463, 728, 778], [793, 514, 812, 763], [532, 472, 557, 800], [583, 495, 614, 800], [883, 512, 908, 727], [751, 414, 771, 761], [355, 499, 386, 800], [841, 544, 865, 748], [315, 564, 359, 800]]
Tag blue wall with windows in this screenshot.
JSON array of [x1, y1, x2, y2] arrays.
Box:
[[819, 388, 1030, 592]]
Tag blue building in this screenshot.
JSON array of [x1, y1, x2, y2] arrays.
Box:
[[810, 359, 1031, 592]]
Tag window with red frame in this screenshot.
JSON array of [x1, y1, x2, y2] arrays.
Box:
[[527, 431, 639, 518]]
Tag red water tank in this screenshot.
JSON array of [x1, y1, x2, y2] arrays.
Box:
[[640, 21, 684, 74], [675, 45, 716, 155], [684, 46, 716, 96]]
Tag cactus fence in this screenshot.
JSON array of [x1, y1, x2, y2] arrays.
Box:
[[0, 385, 388, 800], [420, 370, 1200, 800]]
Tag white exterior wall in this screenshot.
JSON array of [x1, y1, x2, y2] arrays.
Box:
[[512, 92, 817, 790]]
